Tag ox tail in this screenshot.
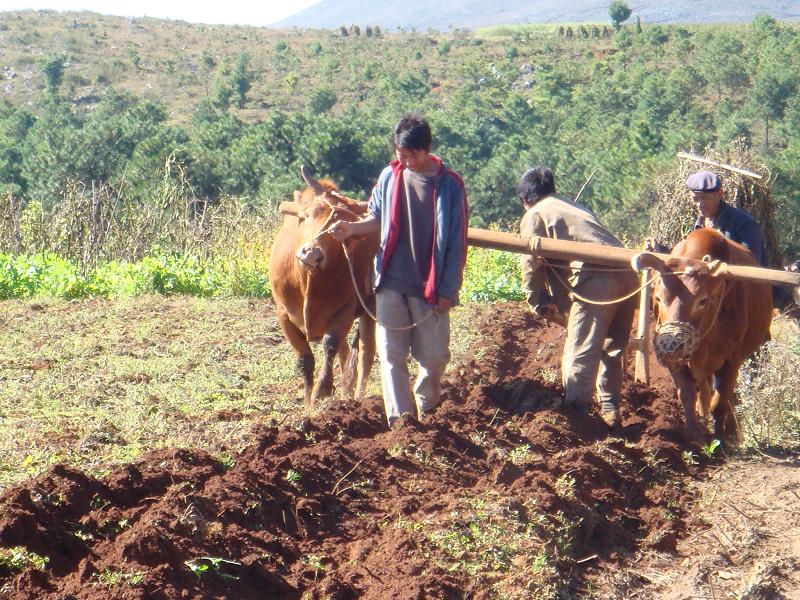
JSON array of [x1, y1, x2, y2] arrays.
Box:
[[341, 327, 360, 396]]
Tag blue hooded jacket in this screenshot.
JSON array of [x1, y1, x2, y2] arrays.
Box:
[[368, 155, 468, 305]]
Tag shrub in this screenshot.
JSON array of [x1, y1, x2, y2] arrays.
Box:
[[461, 247, 524, 303]]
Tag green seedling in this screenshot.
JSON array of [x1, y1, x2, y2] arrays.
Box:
[[184, 556, 241, 580], [701, 439, 721, 458], [509, 443, 531, 466], [0, 546, 49, 572], [285, 468, 302, 484]]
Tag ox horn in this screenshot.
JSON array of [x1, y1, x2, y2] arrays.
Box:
[[631, 251, 666, 273], [704, 257, 725, 277], [300, 165, 326, 196]]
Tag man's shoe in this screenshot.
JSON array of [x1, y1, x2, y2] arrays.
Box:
[[599, 407, 620, 428]]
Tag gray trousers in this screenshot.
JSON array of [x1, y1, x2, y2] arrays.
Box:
[[376, 288, 450, 425], [562, 271, 637, 409]]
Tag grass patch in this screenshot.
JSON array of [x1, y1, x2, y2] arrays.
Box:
[[396, 493, 568, 598], [738, 319, 800, 451], [0, 296, 299, 489]]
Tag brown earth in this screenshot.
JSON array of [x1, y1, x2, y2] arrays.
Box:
[[0, 302, 796, 599]]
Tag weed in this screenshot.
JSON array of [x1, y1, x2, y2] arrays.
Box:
[[554, 474, 577, 500], [509, 443, 532, 466], [738, 336, 800, 450], [395, 494, 563, 594], [700, 439, 721, 458], [217, 452, 236, 470], [387, 443, 406, 458], [94, 567, 146, 587], [460, 247, 524, 303], [682, 450, 698, 465], [537, 367, 559, 384], [302, 553, 327, 580], [552, 510, 579, 556], [0, 546, 49, 572], [184, 556, 241, 580], [285, 468, 302, 485]]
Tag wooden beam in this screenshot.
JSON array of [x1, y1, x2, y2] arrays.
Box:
[[633, 269, 651, 385], [279, 202, 800, 287]]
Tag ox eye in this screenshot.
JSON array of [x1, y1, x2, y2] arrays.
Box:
[[697, 298, 709, 308]]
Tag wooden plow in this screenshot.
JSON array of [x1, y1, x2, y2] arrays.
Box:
[[280, 202, 800, 384]]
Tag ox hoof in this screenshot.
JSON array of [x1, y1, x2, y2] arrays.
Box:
[[311, 380, 334, 402]]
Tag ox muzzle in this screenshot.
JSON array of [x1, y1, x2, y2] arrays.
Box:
[[653, 321, 700, 366], [296, 243, 325, 270]]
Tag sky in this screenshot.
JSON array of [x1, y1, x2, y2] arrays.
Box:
[[0, 0, 321, 26]]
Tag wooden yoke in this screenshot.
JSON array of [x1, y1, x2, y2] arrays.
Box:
[[279, 201, 800, 384]]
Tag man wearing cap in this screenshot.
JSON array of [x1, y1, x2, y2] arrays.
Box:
[[682, 170, 799, 311], [517, 166, 639, 428], [685, 170, 765, 264]]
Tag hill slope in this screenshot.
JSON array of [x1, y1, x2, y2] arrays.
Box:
[[274, 0, 800, 30]]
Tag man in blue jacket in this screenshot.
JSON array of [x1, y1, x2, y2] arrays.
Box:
[[331, 113, 468, 427]]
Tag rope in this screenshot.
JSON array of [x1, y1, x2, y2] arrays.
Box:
[[543, 259, 654, 306], [313, 201, 436, 331], [342, 244, 436, 331]]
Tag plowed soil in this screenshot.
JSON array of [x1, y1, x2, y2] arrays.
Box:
[[0, 302, 795, 599]]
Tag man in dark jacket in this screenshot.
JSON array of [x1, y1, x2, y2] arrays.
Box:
[[686, 170, 765, 264], [682, 170, 795, 311]]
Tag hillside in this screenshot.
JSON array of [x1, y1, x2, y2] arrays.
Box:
[[275, 0, 800, 30], [1, 9, 800, 255]]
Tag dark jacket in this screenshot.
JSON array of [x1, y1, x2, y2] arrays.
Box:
[[693, 201, 765, 265]]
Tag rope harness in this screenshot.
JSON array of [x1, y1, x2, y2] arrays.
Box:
[[312, 200, 436, 331]]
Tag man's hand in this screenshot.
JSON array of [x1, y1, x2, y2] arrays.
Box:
[[330, 220, 354, 241], [435, 296, 453, 315], [535, 303, 566, 327]]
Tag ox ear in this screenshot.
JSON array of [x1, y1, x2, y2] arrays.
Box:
[[330, 190, 363, 208], [293, 190, 306, 220], [631, 252, 666, 273], [301, 165, 326, 196]]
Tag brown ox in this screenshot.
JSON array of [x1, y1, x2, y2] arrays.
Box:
[[632, 228, 772, 442], [269, 167, 378, 404]]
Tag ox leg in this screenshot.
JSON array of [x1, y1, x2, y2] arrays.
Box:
[[338, 332, 356, 398], [311, 304, 358, 403], [713, 362, 741, 444], [697, 378, 714, 430], [672, 367, 706, 440], [277, 312, 315, 404], [355, 314, 376, 399], [311, 332, 339, 401]]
